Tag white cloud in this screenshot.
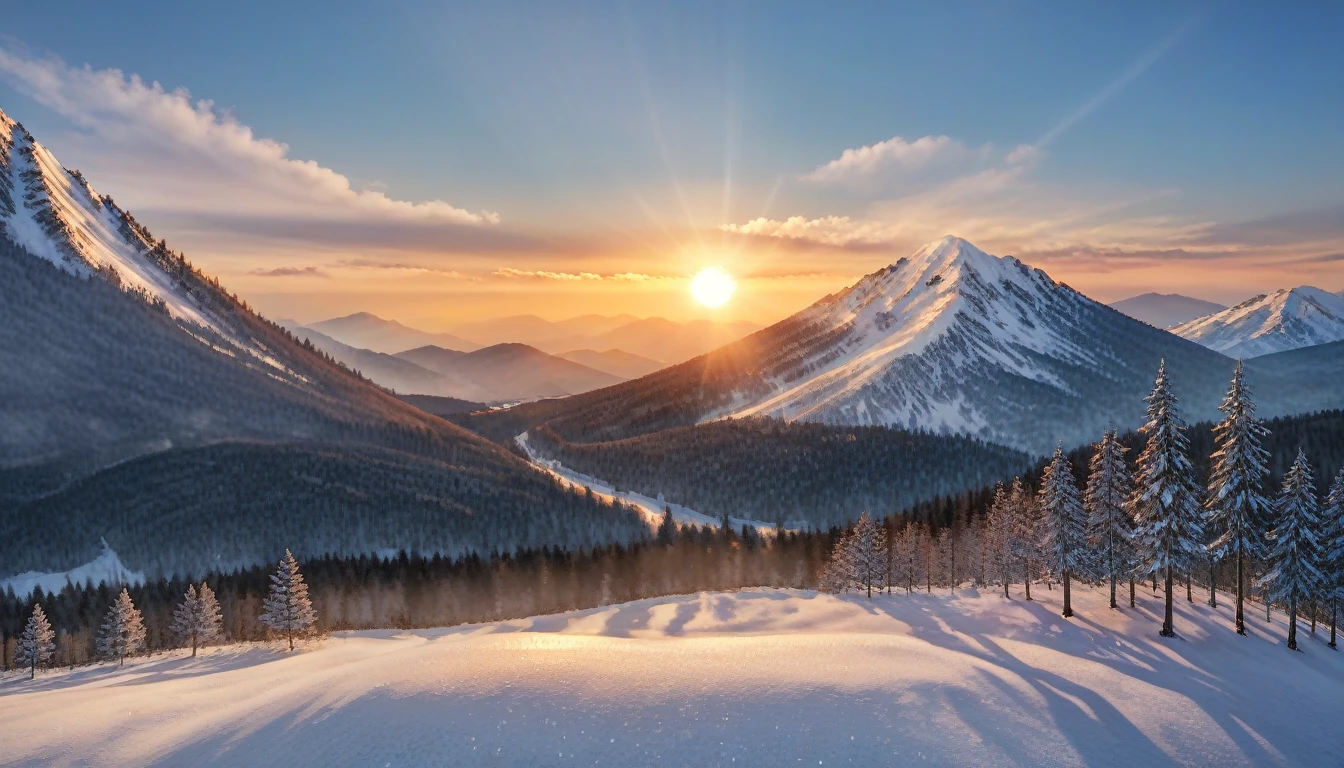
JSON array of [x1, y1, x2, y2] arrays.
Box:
[[0, 47, 498, 226], [802, 135, 990, 184]]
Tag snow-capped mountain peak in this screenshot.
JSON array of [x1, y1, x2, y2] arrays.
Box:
[[1173, 285, 1344, 358], [0, 106, 295, 373], [728, 235, 1102, 437]]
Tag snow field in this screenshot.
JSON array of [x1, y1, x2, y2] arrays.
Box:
[[3, 584, 1342, 767]]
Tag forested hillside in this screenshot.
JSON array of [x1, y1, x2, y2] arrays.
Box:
[[526, 419, 1031, 529], [1, 441, 648, 579]]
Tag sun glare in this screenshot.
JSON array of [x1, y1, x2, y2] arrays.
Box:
[[690, 266, 736, 308]]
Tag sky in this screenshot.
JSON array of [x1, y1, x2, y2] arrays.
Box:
[[1, 1, 1341, 329]]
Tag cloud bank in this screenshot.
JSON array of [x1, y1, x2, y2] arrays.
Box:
[[0, 47, 498, 229]]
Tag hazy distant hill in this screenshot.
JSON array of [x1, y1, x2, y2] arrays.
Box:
[[450, 313, 760, 364], [308, 312, 481, 354], [282, 324, 493, 401], [1109, 292, 1227, 328], [556, 349, 665, 379], [397, 343, 622, 400]]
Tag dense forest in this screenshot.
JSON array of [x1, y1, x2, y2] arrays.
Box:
[[526, 419, 1031, 529], [2, 440, 651, 579]]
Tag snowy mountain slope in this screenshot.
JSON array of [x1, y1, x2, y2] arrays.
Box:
[[5, 586, 1342, 768], [1109, 292, 1227, 328], [479, 237, 1273, 454], [1173, 286, 1344, 358], [0, 104, 649, 577]]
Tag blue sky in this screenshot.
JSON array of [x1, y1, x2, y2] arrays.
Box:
[[2, 2, 1341, 326]]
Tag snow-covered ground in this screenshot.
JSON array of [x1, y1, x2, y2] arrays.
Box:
[[516, 431, 781, 532], [0, 542, 142, 599], [4, 585, 1342, 767]]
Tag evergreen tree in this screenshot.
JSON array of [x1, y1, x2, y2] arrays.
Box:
[[1009, 479, 1039, 601], [97, 587, 146, 667], [986, 484, 1015, 598], [1321, 468, 1344, 649], [260, 550, 318, 651], [1131, 361, 1205, 638], [848, 512, 889, 598], [1085, 428, 1134, 609], [1205, 361, 1272, 635], [1039, 445, 1087, 618], [15, 604, 55, 679], [171, 583, 223, 657], [1259, 450, 1325, 651]]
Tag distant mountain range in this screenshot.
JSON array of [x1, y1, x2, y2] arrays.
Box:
[[1109, 292, 1227, 329], [0, 104, 647, 579], [555, 348, 665, 379], [396, 343, 623, 401], [1173, 286, 1344, 358], [468, 237, 1344, 455], [305, 310, 759, 368]]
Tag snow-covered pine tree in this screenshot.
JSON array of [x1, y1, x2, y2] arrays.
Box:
[[1321, 468, 1344, 649], [1130, 360, 1205, 638], [1039, 444, 1087, 618], [986, 484, 1015, 598], [1009, 478, 1039, 601], [848, 511, 889, 598], [97, 587, 146, 667], [171, 583, 223, 657], [1259, 450, 1325, 651], [1205, 361, 1273, 635], [260, 550, 318, 651], [821, 533, 855, 594], [1085, 428, 1134, 609], [16, 604, 56, 679]]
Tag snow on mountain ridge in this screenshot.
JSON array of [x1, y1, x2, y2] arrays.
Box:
[[0, 106, 293, 375], [729, 235, 1103, 434], [1173, 286, 1344, 358]]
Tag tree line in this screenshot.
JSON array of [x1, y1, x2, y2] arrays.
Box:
[[823, 361, 1344, 651]]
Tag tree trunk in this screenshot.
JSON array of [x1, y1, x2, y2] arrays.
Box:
[[1003, 577, 1009, 599], [1185, 571, 1192, 603], [1288, 597, 1298, 651], [1109, 572, 1117, 610], [1152, 572, 1158, 594], [1310, 598, 1317, 635], [1024, 559, 1032, 601], [30, 657, 36, 680], [1235, 554, 1246, 636], [192, 633, 198, 658], [1161, 566, 1175, 638], [288, 628, 295, 652], [1129, 577, 1135, 609], [1062, 571, 1073, 618], [1208, 561, 1217, 609], [1330, 600, 1337, 650]]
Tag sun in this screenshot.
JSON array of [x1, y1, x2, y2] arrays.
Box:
[[690, 266, 736, 308]]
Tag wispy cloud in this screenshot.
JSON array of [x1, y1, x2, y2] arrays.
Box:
[[0, 46, 499, 229], [492, 268, 667, 282], [249, 266, 329, 278], [803, 135, 992, 185]]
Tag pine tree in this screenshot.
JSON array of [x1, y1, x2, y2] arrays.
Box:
[[1205, 361, 1272, 635], [171, 583, 223, 657], [1009, 479, 1039, 601], [848, 512, 889, 598], [1131, 361, 1205, 638], [16, 604, 56, 679], [261, 550, 318, 651], [1259, 450, 1325, 651], [1039, 444, 1087, 618], [97, 587, 146, 667], [1085, 428, 1134, 609], [985, 484, 1016, 598], [1320, 468, 1344, 649]]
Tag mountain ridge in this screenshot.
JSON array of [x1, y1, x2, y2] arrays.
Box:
[[1173, 286, 1344, 358]]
